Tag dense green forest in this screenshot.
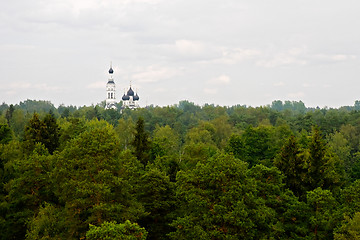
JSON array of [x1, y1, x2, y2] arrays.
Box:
[[2, 99, 360, 239]]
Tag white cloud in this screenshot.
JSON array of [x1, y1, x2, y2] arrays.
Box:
[[203, 88, 218, 94], [287, 91, 305, 98], [132, 66, 180, 83], [159, 39, 220, 61], [154, 88, 166, 93], [175, 39, 205, 56], [0, 82, 62, 91], [257, 47, 308, 68], [273, 82, 284, 87], [87, 81, 105, 89], [208, 75, 231, 85], [312, 54, 357, 62], [216, 48, 261, 64], [257, 46, 357, 68]]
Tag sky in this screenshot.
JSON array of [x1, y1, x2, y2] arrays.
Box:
[[1, 0, 360, 108]]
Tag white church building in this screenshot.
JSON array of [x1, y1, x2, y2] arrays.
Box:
[[105, 64, 140, 110]]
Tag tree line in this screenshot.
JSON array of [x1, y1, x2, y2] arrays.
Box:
[[1, 99, 360, 239]]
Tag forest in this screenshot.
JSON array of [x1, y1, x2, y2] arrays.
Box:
[[1, 99, 360, 239]]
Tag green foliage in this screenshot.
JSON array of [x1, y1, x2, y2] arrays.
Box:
[[115, 118, 135, 151], [171, 154, 276, 239], [23, 112, 60, 154], [26, 203, 68, 240], [307, 127, 344, 191], [274, 135, 308, 198], [132, 117, 151, 165], [3, 99, 360, 239], [53, 121, 144, 238], [334, 212, 360, 240], [226, 125, 278, 167], [138, 166, 175, 239], [307, 188, 339, 239], [18, 100, 56, 114], [3, 144, 54, 239], [0, 124, 12, 144], [86, 220, 147, 240], [151, 125, 180, 158]]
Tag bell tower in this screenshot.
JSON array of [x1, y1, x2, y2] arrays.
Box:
[[105, 63, 117, 109]]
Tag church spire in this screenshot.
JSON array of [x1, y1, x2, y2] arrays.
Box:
[[109, 62, 114, 74]]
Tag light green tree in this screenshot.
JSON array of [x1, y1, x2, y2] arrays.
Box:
[[86, 220, 147, 240], [53, 120, 144, 239]]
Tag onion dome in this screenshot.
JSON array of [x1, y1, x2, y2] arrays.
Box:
[[133, 93, 139, 101], [122, 94, 130, 101], [127, 87, 134, 96], [109, 67, 114, 74]]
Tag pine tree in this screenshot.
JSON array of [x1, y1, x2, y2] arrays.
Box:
[[274, 135, 308, 198], [41, 111, 60, 154], [132, 117, 151, 165]]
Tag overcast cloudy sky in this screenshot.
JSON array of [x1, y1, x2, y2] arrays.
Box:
[[1, 0, 359, 108]]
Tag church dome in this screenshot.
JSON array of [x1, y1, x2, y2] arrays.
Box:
[[122, 94, 130, 101], [127, 87, 134, 96], [133, 93, 139, 101], [109, 67, 114, 74]]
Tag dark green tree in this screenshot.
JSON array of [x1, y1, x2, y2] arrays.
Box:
[[138, 166, 175, 239], [132, 117, 151, 165], [3, 144, 54, 239], [307, 127, 344, 191], [41, 112, 60, 154], [54, 120, 144, 239], [274, 135, 308, 198], [23, 113, 45, 154], [0, 124, 12, 145], [306, 188, 340, 239], [23, 112, 60, 154], [170, 154, 275, 239], [5, 104, 14, 127]]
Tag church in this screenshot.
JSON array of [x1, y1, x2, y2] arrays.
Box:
[[105, 64, 140, 110]]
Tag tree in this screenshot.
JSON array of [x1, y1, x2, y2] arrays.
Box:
[[306, 188, 339, 239], [115, 118, 135, 151], [5, 104, 14, 127], [23, 113, 45, 154], [3, 144, 54, 239], [307, 127, 344, 191], [86, 220, 147, 240], [53, 120, 144, 239], [23, 112, 60, 154], [0, 124, 12, 145], [274, 135, 308, 198], [226, 126, 277, 167], [138, 166, 175, 239], [151, 125, 179, 158], [334, 212, 360, 240], [328, 132, 352, 178], [354, 100, 360, 111], [41, 112, 60, 154], [132, 117, 151, 165], [170, 154, 275, 239], [58, 117, 86, 150], [26, 203, 68, 240], [249, 164, 309, 239]]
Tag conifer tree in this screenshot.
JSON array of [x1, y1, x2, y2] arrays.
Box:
[[274, 135, 308, 197], [132, 117, 151, 165], [41, 111, 60, 154]]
